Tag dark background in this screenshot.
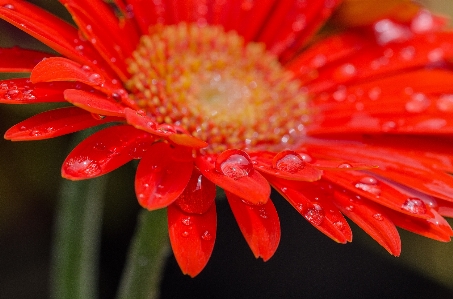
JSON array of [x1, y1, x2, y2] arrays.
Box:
[[1, 1, 453, 298]]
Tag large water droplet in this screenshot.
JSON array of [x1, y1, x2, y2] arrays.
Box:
[[338, 163, 352, 169], [215, 149, 254, 179], [304, 204, 325, 226], [354, 176, 381, 196], [272, 150, 304, 173], [401, 198, 427, 214]]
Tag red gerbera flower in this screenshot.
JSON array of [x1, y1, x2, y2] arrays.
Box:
[[2, 0, 453, 278]]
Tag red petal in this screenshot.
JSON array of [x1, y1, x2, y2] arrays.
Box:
[[62, 125, 153, 180], [135, 143, 193, 210], [168, 202, 217, 277], [271, 179, 352, 243], [60, 0, 139, 81], [305, 141, 453, 202], [64, 89, 126, 117], [0, 47, 51, 72], [386, 208, 453, 242], [322, 170, 435, 220], [174, 168, 216, 214], [0, 1, 113, 75], [168, 133, 208, 149], [0, 78, 64, 104], [226, 192, 280, 261], [250, 151, 322, 182], [31, 57, 105, 86], [332, 190, 401, 256], [196, 155, 270, 205], [4, 107, 119, 141]]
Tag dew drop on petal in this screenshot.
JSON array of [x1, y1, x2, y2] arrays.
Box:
[[215, 149, 254, 179], [304, 204, 325, 226], [299, 152, 313, 163], [401, 198, 427, 214], [405, 93, 430, 113], [354, 176, 381, 196], [3, 4, 14, 9], [272, 150, 304, 173], [181, 216, 192, 226], [181, 231, 189, 237], [338, 163, 352, 169], [89, 73, 102, 83], [201, 230, 212, 241], [372, 213, 384, 221], [436, 94, 453, 112], [258, 207, 268, 219], [66, 156, 102, 177]]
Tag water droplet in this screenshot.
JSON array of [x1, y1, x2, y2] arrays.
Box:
[[181, 217, 192, 226], [299, 152, 313, 163], [7, 89, 19, 98], [3, 4, 14, 9], [338, 163, 352, 169], [81, 65, 91, 72], [400, 46, 415, 60], [29, 129, 42, 137], [89, 73, 101, 83], [93, 142, 106, 151], [91, 113, 105, 120], [436, 94, 453, 112], [272, 150, 304, 173], [65, 156, 102, 176], [201, 230, 212, 241], [157, 123, 176, 134], [258, 208, 268, 219], [354, 176, 381, 196], [345, 205, 354, 211], [333, 221, 344, 229], [382, 121, 397, 131], [401, 198, 427, 214], [372, 213, 384, 221], [215, 149, 254, 179], [304, 204, 324, 226], [405, 93, 430, 113], [181, 231, 189, 237]]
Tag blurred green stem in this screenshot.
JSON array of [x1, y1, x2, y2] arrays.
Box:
[[116, 209, 170, 299], [50, 131, 108, 299]]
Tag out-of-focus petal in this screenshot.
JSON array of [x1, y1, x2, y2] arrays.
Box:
[[0, 0, 115, 76], [4, 107, 119, 141], [135, 142, 193, 210], [226, 191, 280, 261], [0, 47, 51, 72]]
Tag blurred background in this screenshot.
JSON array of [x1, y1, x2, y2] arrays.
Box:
[[1, 1, 453, 298]]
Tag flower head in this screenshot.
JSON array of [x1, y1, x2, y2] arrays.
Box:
[[2, 0, 453, 277]]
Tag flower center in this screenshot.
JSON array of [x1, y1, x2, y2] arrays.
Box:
[[126, 23, 308, 152]]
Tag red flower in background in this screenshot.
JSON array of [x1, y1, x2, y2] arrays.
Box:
[[2, 0, 453, 277]]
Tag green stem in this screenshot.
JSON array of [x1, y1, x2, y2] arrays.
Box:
[[116, 209, 170, 299], [50, 131, 108, 299]]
